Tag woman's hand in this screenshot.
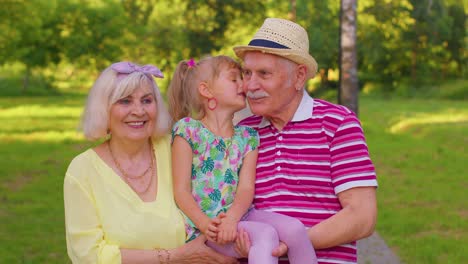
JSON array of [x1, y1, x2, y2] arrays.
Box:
[[172, 235, 239, 264]]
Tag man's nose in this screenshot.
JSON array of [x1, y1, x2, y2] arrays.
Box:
[[244, 75, 259, 92]]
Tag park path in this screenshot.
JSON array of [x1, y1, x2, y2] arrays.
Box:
[[358, 232, 401, 264]]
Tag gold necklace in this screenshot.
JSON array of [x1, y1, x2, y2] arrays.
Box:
[[108, 142, 153, 179], [108, 140, 155, 194]]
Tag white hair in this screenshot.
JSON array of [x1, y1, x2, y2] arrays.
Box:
[[81, 67, 171, 140]]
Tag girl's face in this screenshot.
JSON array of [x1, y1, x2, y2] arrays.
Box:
[[108, 83, 157, 142], [211, 66, 246, 112]]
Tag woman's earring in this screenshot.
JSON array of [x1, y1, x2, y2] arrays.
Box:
[[208, 98, 217, 110]]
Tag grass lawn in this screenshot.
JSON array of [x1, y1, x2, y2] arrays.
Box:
[[360, 97, 467, 263], [0, 94, 466, 263]]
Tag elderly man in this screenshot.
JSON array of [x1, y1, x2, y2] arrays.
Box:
[[233, 18, 378, 263]]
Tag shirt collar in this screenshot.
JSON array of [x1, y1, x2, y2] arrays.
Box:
[[259, 92, 314, 128]]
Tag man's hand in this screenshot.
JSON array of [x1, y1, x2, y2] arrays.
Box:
[[234, 228, 251, 258], [271, 241, 288, 257]]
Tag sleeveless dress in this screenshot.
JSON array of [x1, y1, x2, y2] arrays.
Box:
[[171, 117, 259, 241]]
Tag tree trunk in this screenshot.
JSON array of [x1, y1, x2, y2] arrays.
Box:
[[338, 0, 359, 115]]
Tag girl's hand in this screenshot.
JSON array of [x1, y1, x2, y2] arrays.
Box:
[[200, 217, 221, 242], [217, 216, 238, 244]]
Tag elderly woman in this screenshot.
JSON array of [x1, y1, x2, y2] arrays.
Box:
[[64, 61, 239, 264]]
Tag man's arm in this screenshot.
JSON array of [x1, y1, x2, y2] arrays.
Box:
[[270, 186, 377, 257], [307, 186, 377, 249]]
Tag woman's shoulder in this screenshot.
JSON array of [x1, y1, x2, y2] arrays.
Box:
[[68, 148, 95, 167], [65, 148, 97, 180], [152, 135, 171, 151]]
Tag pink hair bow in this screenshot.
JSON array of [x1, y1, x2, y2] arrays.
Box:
[[111, 61, 164, 79], [187, 58, 196, 68]]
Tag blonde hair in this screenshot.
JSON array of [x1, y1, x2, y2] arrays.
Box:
[[81, 66, 171, 140], [168, 55, 241, 124]]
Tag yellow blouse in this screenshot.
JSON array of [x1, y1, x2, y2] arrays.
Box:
[[64, 136, 185, 264]]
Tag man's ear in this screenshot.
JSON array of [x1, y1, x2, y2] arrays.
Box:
[[295, 65, 307, 90], [198, 82, 213, 98]]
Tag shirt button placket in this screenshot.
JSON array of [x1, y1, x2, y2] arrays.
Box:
[[276, 132, 282, 172]]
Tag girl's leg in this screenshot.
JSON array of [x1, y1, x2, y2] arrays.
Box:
[[245, 209, 318, 264], [206, 220, 279, 264]]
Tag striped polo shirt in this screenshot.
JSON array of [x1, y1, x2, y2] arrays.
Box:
[[238, 93, 378, 264]]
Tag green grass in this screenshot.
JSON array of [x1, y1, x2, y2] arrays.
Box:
[[0, 93, 466, 263], [360, 97, 467, 263], [0, 95, 90, 263]]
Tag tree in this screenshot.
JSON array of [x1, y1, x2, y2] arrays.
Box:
[[298, 1, 340, 90], [338, 0, 359, 114], [0, 0, 62, 90]]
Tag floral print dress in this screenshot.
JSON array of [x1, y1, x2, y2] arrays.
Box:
[[171, 117, 259, 241]]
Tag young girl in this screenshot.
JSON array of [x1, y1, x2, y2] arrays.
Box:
[[168, 55, 317, 264]]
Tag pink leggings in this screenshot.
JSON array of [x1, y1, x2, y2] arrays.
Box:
[[206, 209, 317, 264]]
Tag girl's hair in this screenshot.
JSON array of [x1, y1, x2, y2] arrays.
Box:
[[168, 55, 241, 123], [81, 66, 171, 140]]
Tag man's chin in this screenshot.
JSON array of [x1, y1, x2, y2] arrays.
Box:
[[249, 106, 266, 117]]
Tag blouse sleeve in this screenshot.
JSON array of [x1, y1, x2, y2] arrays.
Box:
[[64, 172, 121, 264], [171, 118, 195, 148], [243, 126, 259, 155]]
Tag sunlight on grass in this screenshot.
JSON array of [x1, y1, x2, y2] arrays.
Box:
[[0, 105, 82, 118], [0, 131, 84, 142], [0, 102, 85, 143], [389, 110, 468, 133]]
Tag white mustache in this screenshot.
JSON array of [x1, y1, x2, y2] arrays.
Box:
[[246, 91, 269, 99]]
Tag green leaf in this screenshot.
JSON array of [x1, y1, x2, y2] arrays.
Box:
[[208, 189, 221, 202], [201, 157, 214, 173]]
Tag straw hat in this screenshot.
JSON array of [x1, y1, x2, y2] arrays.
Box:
[[233, 18, 318, 79]]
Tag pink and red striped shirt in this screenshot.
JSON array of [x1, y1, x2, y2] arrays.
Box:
[[238, 93, 378, 264]]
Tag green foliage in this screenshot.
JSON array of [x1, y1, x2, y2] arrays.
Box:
[[301, 1, 340, 71], [0, 1, 466, 96], [358, 0, 466, 93], [0, 64, 61, 96], [58, 0, 127, 70], [362, 79, 468, 100]]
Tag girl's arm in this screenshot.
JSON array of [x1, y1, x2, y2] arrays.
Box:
[[172, 136, 220, 241], [217, 149, 258, 243], [226, 148, 257, 221]]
